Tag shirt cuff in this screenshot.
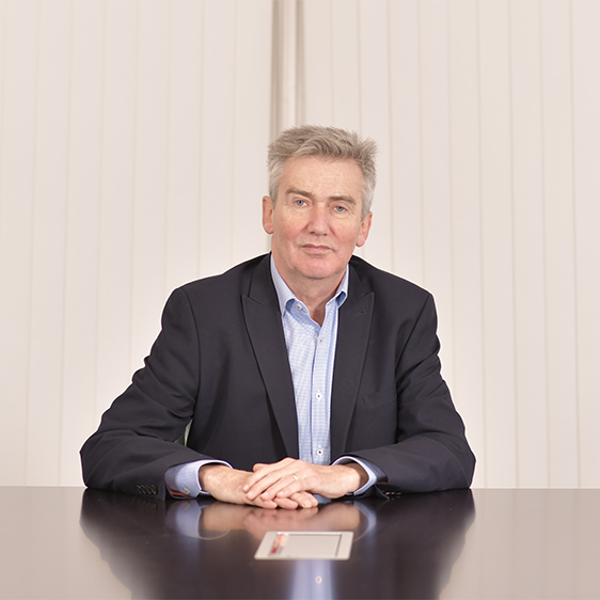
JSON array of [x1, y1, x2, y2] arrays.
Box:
[[165, 459, 232, 498], [333, 456, 382, 495]]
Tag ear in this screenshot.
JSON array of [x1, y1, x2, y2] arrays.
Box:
[[356, 212, 373, 248], [262, 196, 275, 235]]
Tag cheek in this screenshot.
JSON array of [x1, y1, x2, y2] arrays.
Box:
[[272, 227, 297, 251], [277, 219, 304, 242], [338, 225, 364, 247]]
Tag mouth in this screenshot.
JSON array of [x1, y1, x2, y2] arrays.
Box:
[[301, 244, 332, 255]]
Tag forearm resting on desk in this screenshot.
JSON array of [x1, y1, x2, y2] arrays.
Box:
[[168, 456, 378, 509]]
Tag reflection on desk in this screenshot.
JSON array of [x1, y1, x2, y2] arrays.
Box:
[[80, 489, 475, 599], [2, 488, 599, 599]]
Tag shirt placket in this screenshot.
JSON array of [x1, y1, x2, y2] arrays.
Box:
[[290, 302, 318, 464], [311, 305, 333, 466]]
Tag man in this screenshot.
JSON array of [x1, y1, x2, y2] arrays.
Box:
[[81, 125, 475, 508]]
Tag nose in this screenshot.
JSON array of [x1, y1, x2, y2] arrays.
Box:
[[307, 204, 329, 235]]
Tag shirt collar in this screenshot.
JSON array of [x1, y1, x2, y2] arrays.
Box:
[[269, 254, 348, 316]]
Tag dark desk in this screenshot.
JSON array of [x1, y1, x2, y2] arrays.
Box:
[[0, 487, 598, 599]]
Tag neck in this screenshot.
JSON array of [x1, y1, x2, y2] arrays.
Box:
[[274, 264, 344, 327], [292, 283, 337, 326]]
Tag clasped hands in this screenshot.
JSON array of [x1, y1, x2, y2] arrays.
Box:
[[199, 457, 368, 509]]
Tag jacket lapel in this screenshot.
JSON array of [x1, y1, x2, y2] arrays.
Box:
[[242, 256, 299, 458], [330, 264, 374, 459]]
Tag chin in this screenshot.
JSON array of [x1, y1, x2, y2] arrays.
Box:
[[299, 264, 340, 281]]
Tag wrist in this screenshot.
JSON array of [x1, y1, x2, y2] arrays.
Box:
[[198, 464, 229, 492], [338, 463, 368, 493]]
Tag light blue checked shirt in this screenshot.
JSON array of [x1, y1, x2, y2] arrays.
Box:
[[165, 257, 378, 497], [270, 256, 343, 466]]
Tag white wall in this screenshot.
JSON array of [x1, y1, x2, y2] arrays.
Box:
[[0, 0, 598, 488]]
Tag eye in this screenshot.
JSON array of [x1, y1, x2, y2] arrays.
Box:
[[294, 199, 307, 207], [333, 205, 347, 213]]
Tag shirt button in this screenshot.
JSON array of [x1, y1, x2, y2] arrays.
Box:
[[296, 303, 303, 311], [315, 392, 322, 401], [316, 448, 324, 457]]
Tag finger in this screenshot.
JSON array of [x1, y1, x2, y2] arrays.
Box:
[[249, 495, 280, 509], [244, 458, 295, 491], [247, 468, 305, 502], [272, 496, 301, 510], [252, 456, 298, 472], [257, 472, 304, 502], [246, 473, 296, 502], [244, 460, 302, 497], [252, 459, 292, 472], [289, 491, 319, 509], [273, 491, 317, 509]]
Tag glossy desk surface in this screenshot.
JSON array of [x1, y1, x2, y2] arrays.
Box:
[[0, 487, 598, 599]]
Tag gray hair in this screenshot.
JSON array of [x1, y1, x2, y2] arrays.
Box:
[[267, 125, 377, 220]]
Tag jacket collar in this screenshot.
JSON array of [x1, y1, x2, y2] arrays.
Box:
[[330, 261, 374, 459], [242, 255, 299, 458]]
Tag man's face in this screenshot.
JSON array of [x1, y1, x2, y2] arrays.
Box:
[[262, 155, 372, 294]]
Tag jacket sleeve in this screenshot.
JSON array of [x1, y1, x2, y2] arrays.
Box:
[[350, 294, 476, 493], [80, 287, 211, 500]]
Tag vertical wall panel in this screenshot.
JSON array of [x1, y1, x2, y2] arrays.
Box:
[[199, 0, 273, 275], [510, 0, 549, 488], [0, 0, 39, 484], [129, 1, 171, 372], [60, 0, 106, 484], [271, 0, 301, 134], [25, 0, 72, 485], [540, 0, 579, 488], [94, 0, 138, 423], [356, 0, 392, 271], [165, 1, 203, 295], [302, 0, 363, 146], [388, 0, 424, 286], [230, 0, 272, 265], [330, 0, 360, 130], [572, 0, 600, 489], [198, 0, 236, 277], [302, 0, 333, 125], [447, 0, 485, 486], [417, 0, 455, 383], [478, 0, 517, 487]]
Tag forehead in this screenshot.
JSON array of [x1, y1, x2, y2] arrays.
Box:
[[278, 156, 364, 195]]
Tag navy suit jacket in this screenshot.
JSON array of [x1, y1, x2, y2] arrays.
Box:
[[81, 254, 475, 499]]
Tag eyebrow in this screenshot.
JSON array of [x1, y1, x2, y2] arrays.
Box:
[[285, 188, 358, 205]]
